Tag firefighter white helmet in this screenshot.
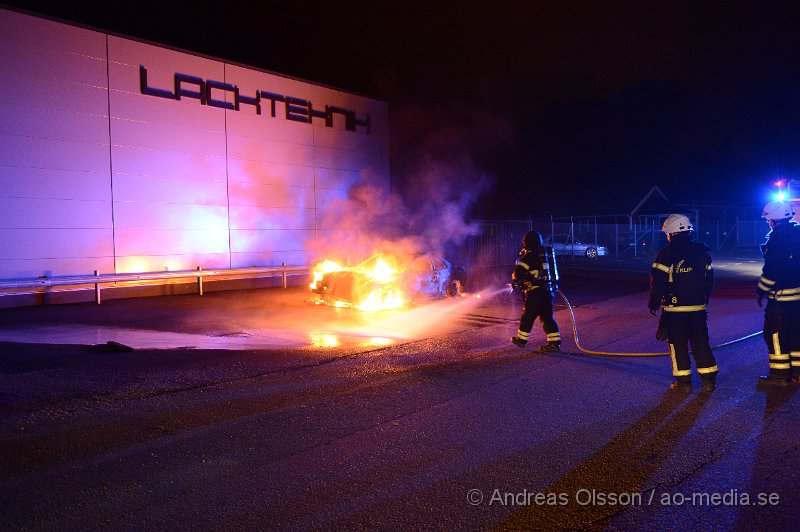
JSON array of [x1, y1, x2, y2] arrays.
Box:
[[662, 214, 693, 234], [761, 200, 795, 220]]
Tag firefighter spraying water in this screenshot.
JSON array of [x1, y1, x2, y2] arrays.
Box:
[[510, 230, 561, 352]]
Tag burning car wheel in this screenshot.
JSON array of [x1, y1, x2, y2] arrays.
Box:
[[445, 280, 462, 297]]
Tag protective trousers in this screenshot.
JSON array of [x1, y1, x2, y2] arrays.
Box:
[[763, 300, 800, 380], [666, 310, 718, 384], [516, 288, 560, 345]]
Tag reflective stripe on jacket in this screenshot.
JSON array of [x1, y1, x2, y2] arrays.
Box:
[[648, 235, 714, 312], [758, 222, 800, 302]]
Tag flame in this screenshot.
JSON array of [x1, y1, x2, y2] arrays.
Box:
[[309, 259, 344, 290], [310, 254, 408, 311], [356, 287, 405, 311], [368, 258, 398, 283]]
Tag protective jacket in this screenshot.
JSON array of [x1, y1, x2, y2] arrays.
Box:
[[511, 245, 560, 348], [648, 234, 714, 313], [648, 232, 717, 386], [512, 246, 558, 293], [757, 220, 800, 380], [757, 221, 800, 302]]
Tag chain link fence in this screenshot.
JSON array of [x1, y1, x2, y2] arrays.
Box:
[[457, 216, 764, 269]]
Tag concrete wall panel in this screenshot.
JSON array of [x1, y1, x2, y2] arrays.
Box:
[[116, 253, 230, 273], [227, 136, 314, 166], [114, 203, 229, 230], [225, 110, 313, 144], [2, 69, 110, 115], [110, 117, 227, 156], [0, 229, 113, 259], [0, 134, 109, 172], [228, 181, 315, 209], [0, 7, 389, 282], [0, 103, 109, 145], [0, 167, 111, 202], [0, 9, 106, 58], [314, 188, 351, 211], [115, 229, 230, 256], [0, 197, 111, 229], [231, 250, 312, 269], [314, 168, 362, 191], [229, 207, 315, 231], [111, 146, 226, 181], [109, 35, 223, 78], [230, 229, 314, 252], [226, 159, 314, 188], [0, 257, 116, 278], [113, 174, 228, 205]]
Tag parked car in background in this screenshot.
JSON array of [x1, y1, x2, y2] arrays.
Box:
[[550, 241, 608, 258]]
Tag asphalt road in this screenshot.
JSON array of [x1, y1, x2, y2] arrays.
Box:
[[1, 259, 797, 530]]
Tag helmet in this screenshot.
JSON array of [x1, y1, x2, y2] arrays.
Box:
[[761, 200, 795, 220], [662, 214, 693, 234], [522, 230, 543, 248]]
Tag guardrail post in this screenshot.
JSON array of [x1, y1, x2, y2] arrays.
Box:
[[281, 262, 287, 288], [94, 270, 101, 304], [197, 266, 203, 296]]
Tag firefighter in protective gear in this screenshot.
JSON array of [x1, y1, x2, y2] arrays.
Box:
[[648, 214, 717, 393], [511, 230, 561, 352], [756, 200, 800, 386]]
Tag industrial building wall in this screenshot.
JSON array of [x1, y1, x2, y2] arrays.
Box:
[[0, 8, 389, 279]]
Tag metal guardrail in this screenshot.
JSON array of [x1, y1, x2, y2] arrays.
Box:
[[0, 263, 310, 304]]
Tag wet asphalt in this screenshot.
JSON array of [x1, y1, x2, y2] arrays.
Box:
[[0, 255, 797, 530]]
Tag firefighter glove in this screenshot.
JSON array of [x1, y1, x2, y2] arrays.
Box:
[[649, 308, 658, 317], [757, 294, 765, 308], [656, 328, 669, 342]]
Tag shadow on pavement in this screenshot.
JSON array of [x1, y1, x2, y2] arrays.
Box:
[[735, 384, 800, 529], [500, 390, 711, 529]]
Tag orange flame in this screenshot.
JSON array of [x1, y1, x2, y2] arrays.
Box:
[[310, 254, 408, 311], [309, 259, 344, 290]]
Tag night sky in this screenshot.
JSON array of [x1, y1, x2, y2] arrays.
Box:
[[5, 0, 800, 218]]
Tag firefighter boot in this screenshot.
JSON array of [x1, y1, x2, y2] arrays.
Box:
[[539, 342, 560, 353], [701, 377, 716, 393], [511, 336, 527, 348]]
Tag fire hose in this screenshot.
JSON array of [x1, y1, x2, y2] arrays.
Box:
[[556, 290, 763, 357]]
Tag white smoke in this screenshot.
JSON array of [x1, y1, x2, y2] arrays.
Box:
[[309, 103, 513, 265]]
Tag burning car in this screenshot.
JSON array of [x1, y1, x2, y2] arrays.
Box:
[[406, 254, 466, 299], [310, 253, 466, 310]]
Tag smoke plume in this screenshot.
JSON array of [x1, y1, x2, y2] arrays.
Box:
[[310, 102, 514, 266]]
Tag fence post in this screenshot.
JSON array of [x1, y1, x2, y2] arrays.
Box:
[[94, 270, 101, 304], [197, 266, 203, 296], [570, 217, 575, 262], [281, 262, 287, 289]]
